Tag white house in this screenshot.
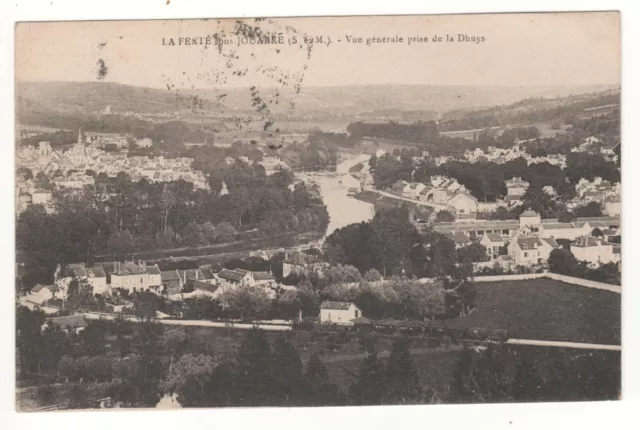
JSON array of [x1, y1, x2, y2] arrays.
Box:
[[570, 236, 615, 265], [480, 233, 505, 260], [505, 177, 529, 197], [447, 192, 478, 214], [19, 284, 58, 311], [111, 261, 153, 293], [67, 263, 109, 295], [539, 237, 562, 261], [507, 236, 545, 266], [319, 301, 362, 325], [605, 198, 621, 217]]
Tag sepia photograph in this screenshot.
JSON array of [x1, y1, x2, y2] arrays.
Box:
[[13, 11, 621, 412]]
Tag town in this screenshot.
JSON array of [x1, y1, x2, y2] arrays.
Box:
[[14, 13, 621, 412]]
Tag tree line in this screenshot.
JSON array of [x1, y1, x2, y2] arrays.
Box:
[[18, 307, 620, 409], [16, 163, 329, 287]]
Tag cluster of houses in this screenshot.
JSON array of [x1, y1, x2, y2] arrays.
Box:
[[435, 210, 621, 270], [463, 143, 567, 167], [15, 130, 212, 213], [18, 255, 314, 315], [391, 176, 479, 217], [572, 177, 621, 216], [571, 137, 619, 163]]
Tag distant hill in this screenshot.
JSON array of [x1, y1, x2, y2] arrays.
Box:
[[16, 80, 618, 124]]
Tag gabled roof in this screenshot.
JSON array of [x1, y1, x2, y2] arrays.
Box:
[[161, 270, 181, 282], [572, 236, 611, 248], [484, 233, 504, 243], [520, 210, 540, 217], [86, 266, 106, 278], [31, 284, 55, 293], [448, 232, 472, 245], [515, 237, 544, 250], [284, 253, 322, 266], [178, 269, 204, 283], [146, 265, 161, 275], [200, 268, 216, 280], [449, 191, 478, 203], [48, 315, 88, 329], [253, 271, 275, 281], [192, 280, 219, 294], [113, 262, 146, 276], [217, 269, 247, 282], [68, 263, 87, 278], [320, 301, 356, 310]]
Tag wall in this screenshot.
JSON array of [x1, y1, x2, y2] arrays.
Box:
[[473, 272, 621, 294], [320, 307, 358, 324]]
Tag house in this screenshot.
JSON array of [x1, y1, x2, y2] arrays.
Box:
[[422, 187, 449, 204], [405, 182, 427, 199], [319, 301, 362, 325], [282, 253, 327, 278], [480, 233, 505, 259], [19, 284, 58, 311], [191, 279, 221, 298], [539, 237, 562, 261], [605, 198, 621, 217], [47, 315, 89, 333], [570, 236, 615, 265], [68, 263, 108, 295], [216, 268, 253, 286], [390, 180, 410, 196], [505, 177, 529, 197], [518, 210, 542, 234], [252, 271, 276, 287], [110, 261, 153, 293], [178, 269, 205, 285], [161, 270, 183, 294], [146, 265, 162, 289], [508, 236, 545, 266], [31, 190, 52, 206], [447, 232, 472, 249], [447, 192, 478, 215]]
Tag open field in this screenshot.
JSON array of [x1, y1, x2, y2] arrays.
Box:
[[448, 279, 621, 345]]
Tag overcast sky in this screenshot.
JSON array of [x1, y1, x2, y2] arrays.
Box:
[[16, 12, 620, 90]]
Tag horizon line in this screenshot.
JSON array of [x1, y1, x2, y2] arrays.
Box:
[[15, 79, 621, 92]]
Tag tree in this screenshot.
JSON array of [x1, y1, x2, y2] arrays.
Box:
[[557, 210, 576, 223], [456, 243, 489, 264], [451, 345, 514, 403], [218, 285, 270, 320], [385, 339, 422, 404], [162, 353, 218, 407], [392, 278, 446, 320], [38, 322, 69, 376], [232, 328, 275, 406], [161, 184, 176, 235], [573, 201, 603, 218], [521, 185, 556, 218], [434, 210, 455, 223], [349, 352, 387, 405], [16, 306, 45, 374], [591, 227, 604, 238], [271, 336, 307, 405], [305, 354, 343, 406], [548, 248, 582, 277], [445, 281, 477, 317], [363, 268, 383, 282]]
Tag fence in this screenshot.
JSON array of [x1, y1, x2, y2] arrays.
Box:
[[473, 272, 621, 294]]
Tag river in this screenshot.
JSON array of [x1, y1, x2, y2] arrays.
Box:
[[296, 153, 375, 242]]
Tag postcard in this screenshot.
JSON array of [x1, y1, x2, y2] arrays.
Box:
[[14, 12, 621, 411]]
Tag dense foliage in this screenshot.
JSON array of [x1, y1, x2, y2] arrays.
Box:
[[16, 164, 328, 287]]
